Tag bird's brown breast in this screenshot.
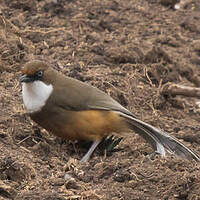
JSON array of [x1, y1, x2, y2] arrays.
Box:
[[30, 108, 128, 141]]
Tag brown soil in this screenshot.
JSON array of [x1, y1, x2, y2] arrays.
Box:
[[0, 0, 200, 199]]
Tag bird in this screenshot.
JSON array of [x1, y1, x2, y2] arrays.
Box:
[[20, 60, 200, 163]]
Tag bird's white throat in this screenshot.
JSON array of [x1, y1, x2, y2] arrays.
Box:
[[22, 81, 53, 113]]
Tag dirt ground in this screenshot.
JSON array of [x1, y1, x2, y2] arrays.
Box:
[[0, 0, 200, 199]]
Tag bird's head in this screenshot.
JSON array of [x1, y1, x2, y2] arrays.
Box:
[[20, 60, 55, 113], [20, 60, 49, 84]]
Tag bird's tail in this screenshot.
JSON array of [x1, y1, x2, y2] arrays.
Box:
[[116, 111, 200, 161]]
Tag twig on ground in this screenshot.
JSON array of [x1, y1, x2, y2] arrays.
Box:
[[17, 135, 31, 145], [161, 83, 200, 98]]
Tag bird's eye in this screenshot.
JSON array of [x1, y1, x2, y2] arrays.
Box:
[[36, 71, 43, 77]]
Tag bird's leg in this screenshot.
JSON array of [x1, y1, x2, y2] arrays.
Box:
[[80, 141, 100, 163]]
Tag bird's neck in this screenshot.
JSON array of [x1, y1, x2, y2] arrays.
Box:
[[22, 81, 53, 113]]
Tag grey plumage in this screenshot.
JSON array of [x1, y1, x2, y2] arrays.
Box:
[[117, 111, 200, 161]]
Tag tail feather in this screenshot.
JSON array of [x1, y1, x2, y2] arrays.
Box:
[[116, 112, 200, 161]]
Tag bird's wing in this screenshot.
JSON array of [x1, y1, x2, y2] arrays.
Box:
[[51, 74, 134, 116]]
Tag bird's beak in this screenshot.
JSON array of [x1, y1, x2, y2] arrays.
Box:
[[20, 74, 35, 83]]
